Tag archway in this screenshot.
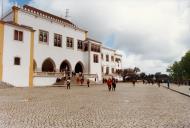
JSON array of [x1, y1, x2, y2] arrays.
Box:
[[33, 60, 37, 72], [60, 60, 71, 72], [75, 62, 84, 73], [42, 58, 56, 72]]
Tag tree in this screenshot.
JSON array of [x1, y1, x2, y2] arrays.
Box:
[[122, 67, 141, 81], [167, 61, 183, 81], [139, 72, 146, 79], [134, 67, 140, 73], [181, 51, 190, 79]]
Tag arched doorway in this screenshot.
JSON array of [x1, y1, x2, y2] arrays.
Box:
[[42, 58, 56, 72], [75, 62, 83, 73], [60, 60, 71, 73], [33, 60, 37, 72]]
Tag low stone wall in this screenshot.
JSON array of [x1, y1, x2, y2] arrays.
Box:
[[33, 76, 57, 87]]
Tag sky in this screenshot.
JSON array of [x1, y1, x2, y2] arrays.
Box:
[[1, 0, 190, 74]]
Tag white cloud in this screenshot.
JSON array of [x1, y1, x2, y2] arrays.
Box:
[[2, 0, 190, 74]]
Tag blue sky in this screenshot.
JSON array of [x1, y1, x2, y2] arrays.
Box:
[[10, 0, 30, 5]]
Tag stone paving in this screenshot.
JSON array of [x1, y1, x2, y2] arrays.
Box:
[[0, 83, 190, 128], [163, 84, 190, 96]]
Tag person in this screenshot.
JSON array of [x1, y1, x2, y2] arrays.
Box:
[[87, 79, 90, 87], [107, 78, 112, 91], [80, 75, 84, 85], [66, 77, 71, 89], [167, 79, 170, 89], [112, 78, 116, 91], [132, 80, 136, 86], [157, 80, 160, 87]]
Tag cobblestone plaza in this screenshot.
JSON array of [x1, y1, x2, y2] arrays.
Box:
[[0, 83, 190, 128]]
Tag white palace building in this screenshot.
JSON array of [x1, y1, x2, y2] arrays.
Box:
[[0, 5, 122, 87]]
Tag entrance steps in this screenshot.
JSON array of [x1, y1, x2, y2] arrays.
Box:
[[54, 76, 98, 86], [0, 81, 14, 89]]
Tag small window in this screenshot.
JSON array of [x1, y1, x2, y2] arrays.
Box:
[[67, 37, 74, 48], [54, 33, 62, 47], [77, 40, 83, 49], [106, 55, 109, 62], [84, 43, 88, 51], [93, 54, 99, 63], [115, 58, 121, 62], [101, 54, 103, 60], [91, 44, 100, 53], [112, 68, 115, 73], [14, 30, 23, 41], [39, 30, 49, 43], [14, 57, 21, 65], [111, 56, 114, 62], [106, 67, 109, 74]]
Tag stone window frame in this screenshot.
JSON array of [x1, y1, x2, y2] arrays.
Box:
[[93, 54, 99, 63], [14, 30, 23, 41], [106, 55, 109, 62], [66, 37, 74, 49], [54, 33, 62, 47], [39, 30, 49, 44], [77, 40, 83, 50]]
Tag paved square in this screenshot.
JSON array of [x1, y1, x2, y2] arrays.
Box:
[[0, 83, 190, 128]]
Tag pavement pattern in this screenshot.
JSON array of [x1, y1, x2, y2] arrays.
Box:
[[164, 84, 190, 96], [0, 83, 190, 128]]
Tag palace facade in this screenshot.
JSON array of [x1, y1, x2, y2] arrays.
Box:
[[0, 5, 122, 87]]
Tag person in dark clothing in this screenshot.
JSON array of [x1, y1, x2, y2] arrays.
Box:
[[167, 79, 170, 89], [132, 80, 136, 86], [112, 78, 116, 91], [66, 77, 71, 89], [87, 79, 90, 87]]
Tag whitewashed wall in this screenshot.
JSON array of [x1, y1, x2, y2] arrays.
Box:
[[18, 11, 89, 74], [101, 47, 116, 75], [114, 54, 122, 70], [33, 77, 57, 86], [88, 41, 102, 82], [2, 25, 31, 87]]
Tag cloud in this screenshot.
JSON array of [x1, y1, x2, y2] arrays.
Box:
[[2, 0, 190, 74]]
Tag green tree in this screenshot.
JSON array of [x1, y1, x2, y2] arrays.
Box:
[[181, 51, 190, 79], [167, 50, 190, 81]]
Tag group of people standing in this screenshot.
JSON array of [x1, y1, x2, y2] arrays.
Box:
[[106, 78, 117, 91]]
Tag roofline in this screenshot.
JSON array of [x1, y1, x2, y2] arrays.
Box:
[[12, 5, 88, 33], [23, 5, 73, 25], [114, 53, 122, 57], [0, 20, 35, 32], [102, 46, 116, 52], [86, 38, 102, 44]]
